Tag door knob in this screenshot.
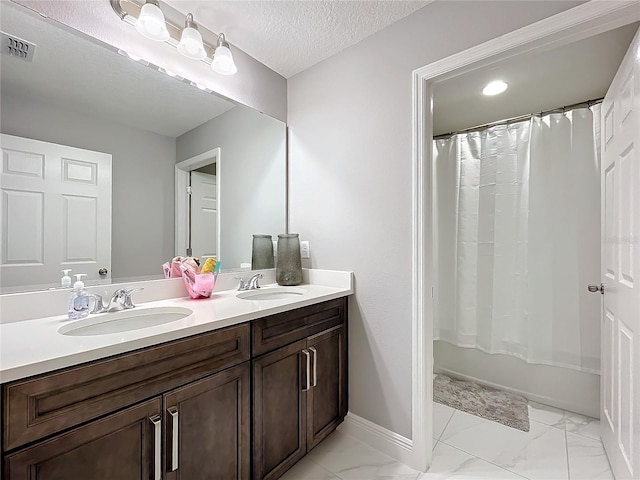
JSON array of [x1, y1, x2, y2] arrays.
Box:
[[99, 268, 108, 276], [587, 283, 604, 294]]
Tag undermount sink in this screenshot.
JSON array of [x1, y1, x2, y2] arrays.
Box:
[[58, 307, 193, 336], [236, 286, 305, 301]]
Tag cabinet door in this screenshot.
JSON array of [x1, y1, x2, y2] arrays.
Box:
[[164, 363, 250, 480], [253, 339, 309, 480], [5, 398, 161, 480], [306, 325, 348, 450]]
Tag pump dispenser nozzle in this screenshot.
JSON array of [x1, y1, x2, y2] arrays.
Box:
[[73, 274, 87, 290], [61, 269, 72, 288]]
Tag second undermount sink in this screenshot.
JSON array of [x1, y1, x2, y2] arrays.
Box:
[[58, 307, 193, 336], [236, 286, 305, 301]]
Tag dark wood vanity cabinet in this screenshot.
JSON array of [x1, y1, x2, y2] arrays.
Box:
[[2, 323, 251, 480], [163, 363, 251, 480], [306, 325, 348, 450], [1, 296, 348, 480], [252, 298, 348, 480], [4, 365, 251, 480], [5, 398, 162, 480]]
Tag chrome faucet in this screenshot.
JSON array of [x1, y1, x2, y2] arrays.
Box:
[[91, 287, 144, 313], [236, 273, 263, 291]]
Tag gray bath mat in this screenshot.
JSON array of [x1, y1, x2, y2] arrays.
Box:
[[434, 374, 530, 432]]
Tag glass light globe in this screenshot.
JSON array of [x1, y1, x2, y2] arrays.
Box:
[[178, 26, 206, 60], [135, 2, 170, 42], [211, 45, 237, 75]]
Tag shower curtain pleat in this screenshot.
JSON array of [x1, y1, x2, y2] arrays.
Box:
[[434, 106, 601, 373]]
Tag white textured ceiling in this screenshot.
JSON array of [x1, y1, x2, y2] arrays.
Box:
[[1, 3, 236, 138], [433, 22, 640, 136], [164, 0, 430, 78]]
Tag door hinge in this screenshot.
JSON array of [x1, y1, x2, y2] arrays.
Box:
[[186, 186, 192, 195]]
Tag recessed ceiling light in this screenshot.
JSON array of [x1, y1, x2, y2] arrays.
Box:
[[483, 80, 508, 96]]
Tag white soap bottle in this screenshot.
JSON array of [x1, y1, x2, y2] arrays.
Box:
[[61, 269, 72, 288], [68, 274, 91, 320]]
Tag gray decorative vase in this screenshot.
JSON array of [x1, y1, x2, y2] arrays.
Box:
[[276, 234, 302, 286], [251, 234, 275, 270]]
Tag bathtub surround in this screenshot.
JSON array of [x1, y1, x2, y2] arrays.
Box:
[[434, 341, 601, 418], [433, 375, 530, 432]]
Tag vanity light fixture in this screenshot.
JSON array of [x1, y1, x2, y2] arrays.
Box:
[[111, 0, 237, 75], [211, 33, 237, 75], [482, 80, 508, 96], [135, 0, 170, 42], [177, 13, 206, 60]]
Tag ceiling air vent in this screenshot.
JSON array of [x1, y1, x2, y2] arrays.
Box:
[[1, 32, 36, 62]]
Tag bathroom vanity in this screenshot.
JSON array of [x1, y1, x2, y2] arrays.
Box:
[[0, 273, 352, 480]]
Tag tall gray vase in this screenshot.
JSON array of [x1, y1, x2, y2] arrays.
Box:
[[276, 234, 302, 286], [251, 234, 274, 269]]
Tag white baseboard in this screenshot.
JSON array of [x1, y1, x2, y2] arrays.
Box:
[[340, 412, 418, 470]]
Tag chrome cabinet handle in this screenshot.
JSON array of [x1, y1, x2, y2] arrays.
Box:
[[309, 346, 318, 387], [168, 406, 179, 472], [302, 349, 311, 391], [149, 415, 161, 480]]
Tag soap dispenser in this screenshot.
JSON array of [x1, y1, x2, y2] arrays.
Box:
[[61, 269, 72, 288], [68, 274, 91, 320]]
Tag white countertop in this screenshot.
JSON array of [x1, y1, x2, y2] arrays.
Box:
[[0, 273, 353, 384]]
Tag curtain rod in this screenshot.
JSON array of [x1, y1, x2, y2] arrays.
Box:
[[433, 97, 604, 140]]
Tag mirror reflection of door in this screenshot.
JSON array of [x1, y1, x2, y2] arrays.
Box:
[[175, 147, 221, 263], [0, 134, 112, 290], [190, 169, 217, 260]]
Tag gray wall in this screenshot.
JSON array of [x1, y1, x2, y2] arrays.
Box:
[[1, 92, 176, 280], [177, 106, 286, 269], [287, 0, 584, 438]]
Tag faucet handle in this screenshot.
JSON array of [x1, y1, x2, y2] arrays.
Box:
[[234, 277, 248, 291], [123, 287, 144, 309], [89, 293, 105, 314]]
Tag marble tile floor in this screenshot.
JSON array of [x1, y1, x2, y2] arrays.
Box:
[[281, 402, 612, 480]]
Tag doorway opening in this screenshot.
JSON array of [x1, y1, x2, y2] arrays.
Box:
[[175, 147, 221, 262], [410, 3, 639, 474]]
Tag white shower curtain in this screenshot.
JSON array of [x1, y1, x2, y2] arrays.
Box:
[[434, 106, 602, 373]]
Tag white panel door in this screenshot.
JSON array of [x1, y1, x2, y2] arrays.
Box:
[[0, 134, 112, 289], [190, 171, 217, 260], [600, 28, 640, 480]]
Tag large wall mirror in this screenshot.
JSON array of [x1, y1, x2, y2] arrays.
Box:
[[0, 2, 286, 293]]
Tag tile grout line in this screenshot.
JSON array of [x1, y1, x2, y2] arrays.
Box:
[[435, 409, 456, 443], [437, 439, 530, 480], [437, 407, 533, 479], [564, 425, 572, 480], [306, 453, 343, 479]]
